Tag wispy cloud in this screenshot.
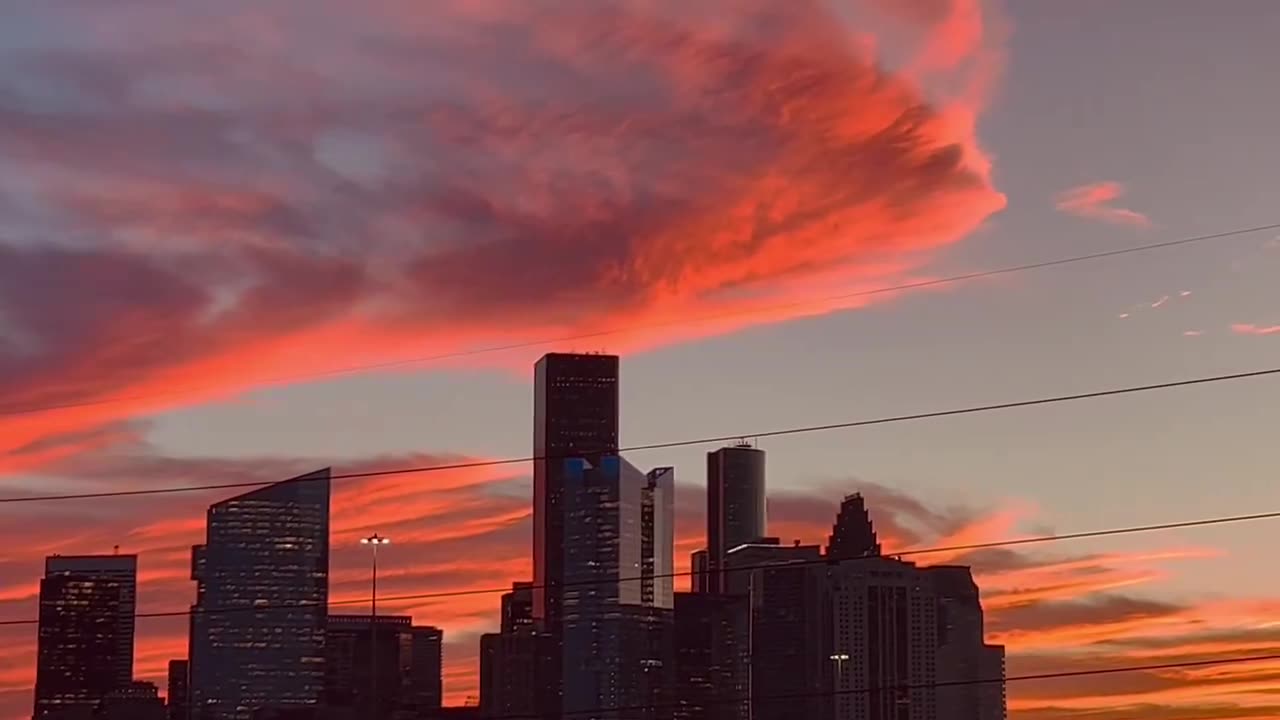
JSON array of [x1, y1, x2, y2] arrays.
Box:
[[1056, 181, 1151, 227], [1231, 323, 1280, 336]]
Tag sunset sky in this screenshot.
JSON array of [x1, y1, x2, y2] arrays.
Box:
[[1, 1, 1279, 718]]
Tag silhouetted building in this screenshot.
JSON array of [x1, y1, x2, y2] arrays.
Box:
[[479, 584, 553, 720], [706, 444, 766, 594], [672, 593, 749, 720], [34, 554, 138, 720], [324, 615, 441, 718], [725, 541, 827, 720], [561, 455, 674, 720], [826, 493, 881, 560], [689, 550, 710, 594], [825, 557, 938, 720], [925, 567, 1006, 720], [427, 708, 482, 719], [96, 681, 165, 720], [533, 353, 620, 718], [189, 470, 331, 720], [167, 660, 190, 720]]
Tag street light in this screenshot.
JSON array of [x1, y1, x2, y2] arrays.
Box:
[[361, 534, 391, 719]]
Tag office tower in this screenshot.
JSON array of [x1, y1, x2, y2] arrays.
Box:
[[33, 554, 138, 719], [189, 469, 330, 720], [533, 352, 620, 623], [826, 493, 881, 560], [690, 550, 710, 593], [924, 567, 1007, 720], [561, 455, 674, 720], [533, 353, 619, 719], [324, 615, 443, 718], [724, 541, 826, 720], [706, 443, 766, 594], [406, 625, 446, 712], [98, 681, 166, 720], [168, 660, 190, 720], [672, 592, 749, 720], [479, 584, 553, 720]]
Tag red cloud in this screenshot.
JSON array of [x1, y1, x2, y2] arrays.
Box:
[[1055, 181, 1151, 227], [0, 0, 1005, 475]]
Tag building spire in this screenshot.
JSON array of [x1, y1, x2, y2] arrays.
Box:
[[826, 492, 881, 559]]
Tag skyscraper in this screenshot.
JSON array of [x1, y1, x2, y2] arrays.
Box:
[[561, 455, 674, 720], [925, 567, 1007, 720], [706, 443, 766, 594], [33, 554, 138, 720], [672, 592, 749, 720], [189, 469, 330, 720], [168, 660, 190, 720], [533, 353, 619, 718], [724, 541, 826, 720], [826, 493, 880, 560], [479, 584, 553, 720]]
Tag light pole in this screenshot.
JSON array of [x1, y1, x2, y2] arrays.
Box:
[[361, 533, 391, 719], [830, 653, 850, 719]]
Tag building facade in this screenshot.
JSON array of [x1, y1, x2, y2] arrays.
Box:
[[672, 592, 749, 720], [533, 353, 620, 718], [167, 660, 190, 720], [705, 444, 766, 594], [33, 554, 138, 719], [561, 455, 674, 720], [189, 470, 331, 720]]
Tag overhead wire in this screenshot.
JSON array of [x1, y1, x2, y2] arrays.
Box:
[[3, 365, 1278, 504], [1, 221, 1275, 421], [1, 506, 1276, 626], [524, 653, 1280, 719]]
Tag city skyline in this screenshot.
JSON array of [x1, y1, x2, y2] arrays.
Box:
[[2, 1, 1279, 719]]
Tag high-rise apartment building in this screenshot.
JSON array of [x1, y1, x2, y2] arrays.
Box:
[[168, 659, 190, 720], [706, 444, 766, 594], [33, 554, 138, 719], [561, 455, 674, 720], [189, 469, 330, 720]]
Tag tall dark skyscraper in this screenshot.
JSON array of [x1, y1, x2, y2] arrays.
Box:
[[533, 352, 620, 624], [168, 659, 190, 720], [706, 443, 766, 594], [33, 554, 138, 720], [724, 541, 827, 720], [533, 353, 620, 718], [189, 469, 330, 720]]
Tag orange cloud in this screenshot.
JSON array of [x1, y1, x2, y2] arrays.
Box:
[[1231, 323, 1280, 336], [0, 0, 1005, 477], [1055, 181, 1151, 227]]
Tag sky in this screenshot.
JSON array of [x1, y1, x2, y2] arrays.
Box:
[[0, 0, 1279, 718]]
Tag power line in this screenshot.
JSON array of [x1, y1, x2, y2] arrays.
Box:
[[3, 222, 1275, 420], [496, 650, 1280, 717], [534, 653, 1280, 720], [2, 506, 1275, 627], [4, 365, 1278, 504]]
